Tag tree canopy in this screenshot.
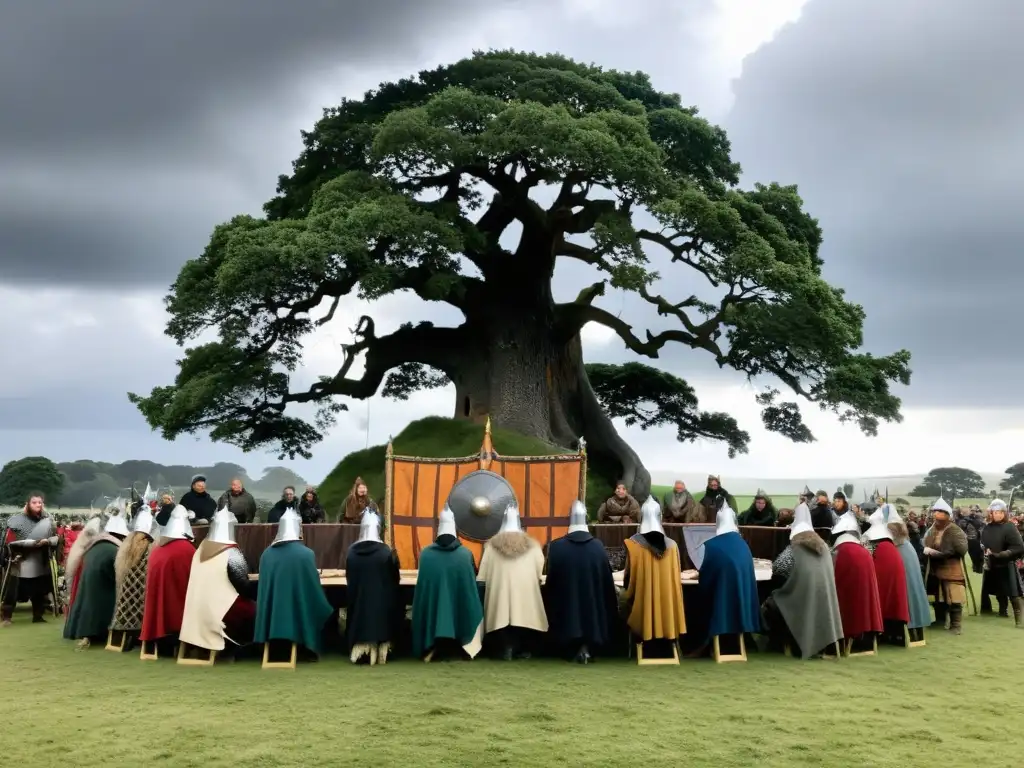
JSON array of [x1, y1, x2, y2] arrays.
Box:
[[999, 462, 1024, 493], [0, 457, 65, 506], [909, 467, 986, 503], [129, 51, 911, 495]]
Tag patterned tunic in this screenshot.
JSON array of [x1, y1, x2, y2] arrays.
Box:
[[110, 555, 150, 631]]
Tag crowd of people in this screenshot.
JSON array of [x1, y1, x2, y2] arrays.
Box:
[[2, 476, 1022, 664]]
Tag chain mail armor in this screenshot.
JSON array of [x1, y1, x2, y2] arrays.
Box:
[[5, 512, 57, 579], [226, 548, 250, 596]]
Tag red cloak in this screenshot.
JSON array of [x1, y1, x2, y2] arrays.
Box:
[[872, 540, 910, 624], [140, 539, 195, 642], [833, 541, 884, 637]]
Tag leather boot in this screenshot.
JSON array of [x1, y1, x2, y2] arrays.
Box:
[[931, 602, 948, 628], [1013, 597, 1024, 628], [948, 605, 963, 635]]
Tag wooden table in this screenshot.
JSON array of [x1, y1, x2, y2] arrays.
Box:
[[248, 563, 774, 587]]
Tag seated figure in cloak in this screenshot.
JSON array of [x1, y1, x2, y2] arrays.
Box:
[[342, 477, 378, 524], [411, 504, 484, 661], [477, 503, 548, 660], [254, 509, 333, 660], [687, 501, 760, 656], [545, 500, 617, 664], [140, 505, 196, 655], [830, 511, 883, 649], [596, 483, 640, 523], [109, 506, 162, 652], [64, 506, 129, 650], [345, 510, 401, 665], [761, 502, 843, 659], [881, 504, 930, 635], [622, 497, 686, 654], [179, 508, 257, 657], [737, 490, 776, 527], [862, 508, 910, 643], [922, 497, 969, 634]]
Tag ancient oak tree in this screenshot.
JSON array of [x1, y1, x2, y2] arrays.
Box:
[[130, 52, 911, 499]]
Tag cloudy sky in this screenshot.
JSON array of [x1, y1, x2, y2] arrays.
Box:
[[2, 0, 1021, 488]]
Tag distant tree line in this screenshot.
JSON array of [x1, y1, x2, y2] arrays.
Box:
[[0, 456, 307, 507]]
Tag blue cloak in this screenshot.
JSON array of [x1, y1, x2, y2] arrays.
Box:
[[694, 531, 762, 643], [896, 541, 930, 629]]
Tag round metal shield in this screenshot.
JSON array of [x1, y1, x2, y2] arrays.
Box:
[[447, 470, 518, 542]]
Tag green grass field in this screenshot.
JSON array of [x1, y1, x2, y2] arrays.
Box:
[[2, 570, 1021, 767]]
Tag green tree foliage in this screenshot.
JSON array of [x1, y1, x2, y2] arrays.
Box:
[[0, 457, 65, 506], [909, 467, 986, 504], [999, 462, 1024, 492], [128, 51, 911, 497]]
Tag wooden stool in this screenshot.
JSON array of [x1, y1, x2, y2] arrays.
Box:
[[785, 641, 841, 659], [105, 629, 127, 652], [635, 641, 680, 665], [820, 642, 842, 660], [176, 641, 220, 667], [712, 634, 747, 663], [904, 625, 926, 648], [843, 635, 878, 657], [139, 639, 163, 661], [261, 641, 298, 670]]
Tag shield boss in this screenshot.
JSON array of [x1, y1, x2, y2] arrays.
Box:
[[447, 470, 518, 541]]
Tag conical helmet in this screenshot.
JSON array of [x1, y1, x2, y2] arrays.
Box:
[[882, 503, 902, 523], [161, 505, 193, 542], [272, 509, 303, 546], [499, 502, 522, 533], [567, 500, 588, 534], [132, 506, 155, 537], [864, 509, 892, 541], [715, 501, 739, 536], [207, 508, 238, 545], [831, 511, 860, 536], [436, 504, 457, 538], [359, 510, 383, 542], [639, 496, 663, 535], [790, 502, 814, 538], [931, 496, 953, 514], [104, 509, 130, 537]]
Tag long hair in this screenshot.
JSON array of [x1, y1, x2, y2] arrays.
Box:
[[23, 491, 46, 514], [114, 531, 153, 583]]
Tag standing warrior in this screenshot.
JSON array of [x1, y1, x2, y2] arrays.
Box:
[[980, 499, 1024, 626], [922, 497, 969, 635], [1, 493, 59, 626]]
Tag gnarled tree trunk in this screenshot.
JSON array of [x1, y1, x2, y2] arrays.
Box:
[[446, 312, 652, 502]]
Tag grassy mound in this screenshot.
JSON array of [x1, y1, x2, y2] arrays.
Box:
[[318, 416, 593, 520]]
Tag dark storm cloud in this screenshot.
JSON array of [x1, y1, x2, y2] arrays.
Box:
[[0, 0, 540, 286], [725, 0, 1024, 407]]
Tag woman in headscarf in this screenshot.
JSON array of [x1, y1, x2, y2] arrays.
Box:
[[343, 477, 377, 523]]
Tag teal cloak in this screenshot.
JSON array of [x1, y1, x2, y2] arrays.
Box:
[[896, 541, 930, 629], [63, 538, 118, 640], [254, 541, 333, 655], [411, 536, 483, 658]]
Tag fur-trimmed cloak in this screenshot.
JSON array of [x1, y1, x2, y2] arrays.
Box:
[[770, 532, 843, 659], [477, 531, 547, 634]]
